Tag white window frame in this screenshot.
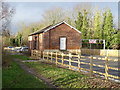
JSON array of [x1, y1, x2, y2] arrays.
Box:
[[28, 36, 32, 41], [60, 37, 67, 50]]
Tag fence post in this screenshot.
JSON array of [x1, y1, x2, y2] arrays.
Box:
[[90, 56, 93, 77], [31, 50, 33, 57], [51, 52, 52, 62], [76, 50, 77, 54], [56, 52, 58, 65], [37, 50, 39, 59], [80, 50, 81, 56], [105, 56, 108, 80], [62, 52, 64, 65], [33, 51, 35, 57], [38, 51, 40, 59], [36, 51, 37, 59], [40, 51, 42, 59], [78, 54, 81, 72], [34, 50, 36, 59], [35, 50, 37, 59], [43, 51, 44, 60], [36, 50, 39, 59], [69, 52, 72, 69], [46, 51, 48, 60]]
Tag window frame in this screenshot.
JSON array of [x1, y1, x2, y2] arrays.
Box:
[[59, 36, 67, 51]]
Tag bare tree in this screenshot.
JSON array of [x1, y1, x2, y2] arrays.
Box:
[[0, 0, 15, 37], [63, 3, 93, 27], [0, 0, 15, 46], [42, 7, 65, 25]]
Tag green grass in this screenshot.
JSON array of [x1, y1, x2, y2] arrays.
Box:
[[2, 54, 48, 88], [0, 68, 2, 89], [25, 62, 90, 88], [11, 54, 30, 60]]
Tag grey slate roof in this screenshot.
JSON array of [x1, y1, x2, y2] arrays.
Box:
[[29, 21, 81, 36], [29, 25, 53, 36]]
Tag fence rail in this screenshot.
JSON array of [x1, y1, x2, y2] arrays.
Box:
[[31, 50, 119, 80]]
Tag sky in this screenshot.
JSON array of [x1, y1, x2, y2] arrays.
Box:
[[7, 2, 118, 34]]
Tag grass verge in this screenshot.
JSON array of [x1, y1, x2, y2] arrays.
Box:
[[10, 54, 30, 60], [2, 53, 48, 88], [25, 62, 90, 88], [25, 61, 120, 88]]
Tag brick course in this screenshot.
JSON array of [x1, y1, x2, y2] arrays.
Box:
[[43, 23, 81, 50], [29, 23, 81, 52]]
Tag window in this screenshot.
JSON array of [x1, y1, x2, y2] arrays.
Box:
[[28, 36, 32, 41], [60, 37, 66, 50]]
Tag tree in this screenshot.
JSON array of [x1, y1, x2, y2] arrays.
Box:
[[73, 3, 92, 19], [93, 11, 102, 39], [102, 10, 115, 49], [110, 30, 120, 49], [15, 32, 22, 46], [81, 9, 89, 39], [67, 17, 72, 25], [87, 19, 94, 39], [17, 22, 46, 46], [1, 1, 15, 35], [42, 7, 65, 25], [1, 1, 15, 46], [101, 11, 107, 39], [72, 3, 92, 27], [9, 37, 16, 46], [75, 12, 83, 31]]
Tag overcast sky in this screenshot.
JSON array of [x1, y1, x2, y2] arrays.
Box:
[[8, 2, 118, 34]]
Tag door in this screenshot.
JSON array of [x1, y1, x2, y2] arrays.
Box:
[[60, 37, 66, 50]]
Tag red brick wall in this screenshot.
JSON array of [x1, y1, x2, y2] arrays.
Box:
[[29, 36, 34, 50], [43, 23, 81, 50], [30, 34, 39, 50], [38, 33, 44, 51]]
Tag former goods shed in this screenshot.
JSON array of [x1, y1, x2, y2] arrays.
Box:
[[28, 21, 82, 56]]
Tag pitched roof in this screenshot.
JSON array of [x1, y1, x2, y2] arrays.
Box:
[[29, 21, 81, 36], [29, 25, 52, 36]]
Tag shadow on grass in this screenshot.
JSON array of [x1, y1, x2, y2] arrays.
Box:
[[2, 52, 48, 88]]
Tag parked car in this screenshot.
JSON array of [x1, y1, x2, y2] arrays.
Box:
[[15, 46, 28, 52], [20, 47, 28, 52], [4, 46, 14, 50], [14, 47, 21, 52]]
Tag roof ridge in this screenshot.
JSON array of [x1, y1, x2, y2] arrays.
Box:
[[29, 24, 52, 35], [29, 21, 81, 36]]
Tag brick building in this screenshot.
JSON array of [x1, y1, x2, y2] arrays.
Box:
[[28, 21, 82, 56]]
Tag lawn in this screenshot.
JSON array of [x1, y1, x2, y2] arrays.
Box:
[[25, 62, 90, 88], [25, 61, 120, 88], [2, 53, 48, 88], [11, 54, 30, 60], [3, 53, 120, 88]]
